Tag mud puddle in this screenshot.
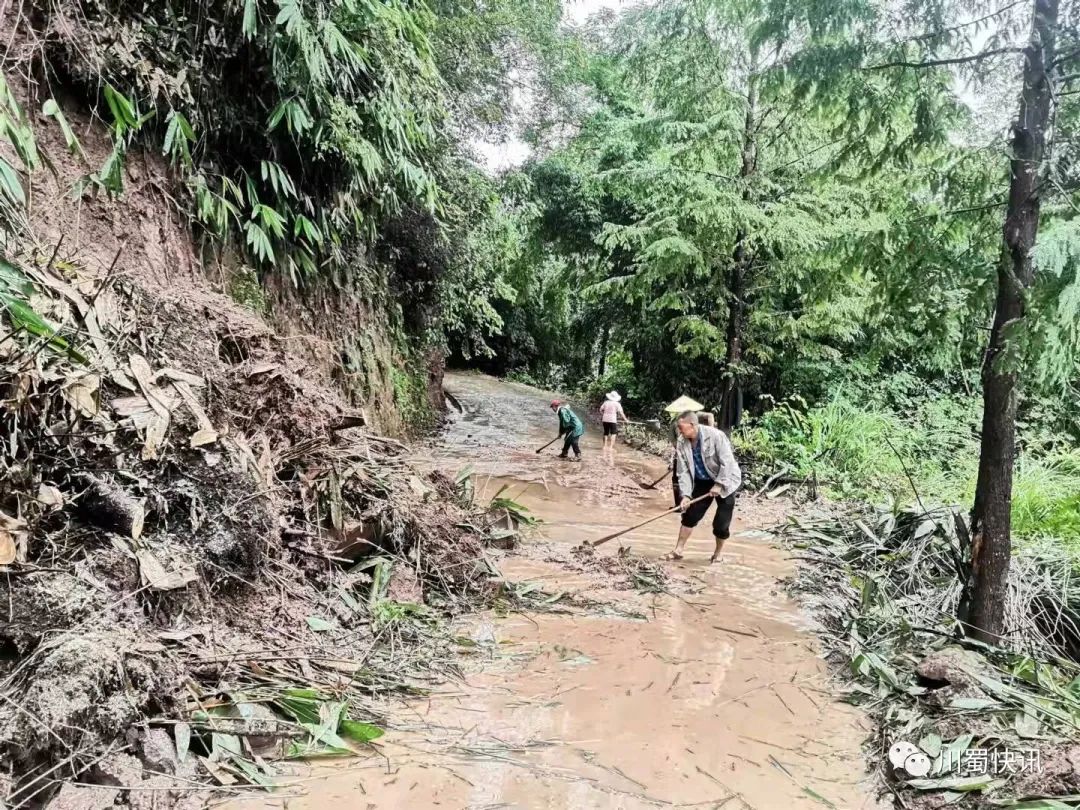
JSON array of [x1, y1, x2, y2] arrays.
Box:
[[221, 372, 883, 809]]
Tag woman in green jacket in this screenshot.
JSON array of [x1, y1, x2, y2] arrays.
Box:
[[550, 400, 584, 461]]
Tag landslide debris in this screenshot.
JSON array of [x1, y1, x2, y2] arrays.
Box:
[[0, 251, 498, 806]]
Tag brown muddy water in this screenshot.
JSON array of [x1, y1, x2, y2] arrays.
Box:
[[220, 372, 885, 810]]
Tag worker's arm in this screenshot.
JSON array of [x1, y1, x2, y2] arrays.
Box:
[[675, 446, 693, 508], [710, 430, 742, 497]]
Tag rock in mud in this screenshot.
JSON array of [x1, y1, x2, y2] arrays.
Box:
[[92, 753, 144, 787], [1011, 743, 1080, 797], [916, 647, 989, 692], [0, 632, 177, 762], [44, 783, 120, 810], [134, 727, 178, 774]]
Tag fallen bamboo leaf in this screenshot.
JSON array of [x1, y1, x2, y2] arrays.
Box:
[[62, 373, 101, 417], [110, 395, 152, 417], [175, 722, 191, 763], [137, 549, 197, 591], [306, 616, 334, 632], [190, 428, 219, 448], [142, 413, 169, 460], [129, 354, 177, 416], [159, 367, 205, 387], [36, 483, 63, 508]]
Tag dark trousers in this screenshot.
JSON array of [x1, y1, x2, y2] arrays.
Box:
[[680, 478, 736, 539], [560, 434, 581, 457]]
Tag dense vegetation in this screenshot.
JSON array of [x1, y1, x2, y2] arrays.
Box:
[[2, 0, 1079, 640], [443, 0, 1080, 640]]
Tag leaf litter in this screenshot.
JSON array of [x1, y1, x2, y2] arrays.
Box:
[[0, 252, 518, 806], [780, 503, 1080, 809]]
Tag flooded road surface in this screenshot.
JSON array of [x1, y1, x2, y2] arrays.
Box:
[[227, 372, 883, 809]]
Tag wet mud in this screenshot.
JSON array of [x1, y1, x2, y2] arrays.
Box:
[[221, 372, 885, 809]]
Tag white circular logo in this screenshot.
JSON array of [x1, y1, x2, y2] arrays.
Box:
[[888, 741, 919, 769]]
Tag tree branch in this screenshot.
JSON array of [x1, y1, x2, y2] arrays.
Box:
[[866, 46, 1023, 71], [905, 1, 1027, 44]]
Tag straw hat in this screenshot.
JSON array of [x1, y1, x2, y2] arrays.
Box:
[[664, 394, 704, 414], [605, 391, 621, 402]]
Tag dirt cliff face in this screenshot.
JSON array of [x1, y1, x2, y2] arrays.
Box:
[[8, 71, 431, 436], [0, 54, 475, 805]]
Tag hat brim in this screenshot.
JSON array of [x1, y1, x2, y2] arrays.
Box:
[[664, 395, 704, 414]]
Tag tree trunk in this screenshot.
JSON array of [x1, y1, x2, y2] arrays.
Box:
[[719, 73, 758, 432], [598, 322, 610, 377], [719, 248, 747, 431], [967, 0, 1058, 643]]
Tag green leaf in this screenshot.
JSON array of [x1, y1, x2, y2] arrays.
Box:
[[306, 616, 334, 632], [42, 99, 84, 157], [211, 732, 242, 759], [175, 722, 191, 763], [907, 775, 1005, 793], [244, 221, 275, 264], [0, 257, 33, 297], [228, 754, 275, 787], [338, 719, 384, 744], [275, 0, 301, 32], [97, 143, 125, 194], [254, 204, 286, 238], [273, 689, 324, 724], [919, 733, 943, 758], [0, 156, 26, 204], [242, 0, 259, 39], [1, 295, 87, 364], [103, 84, 137, 131], [163, 110, 194, 166]]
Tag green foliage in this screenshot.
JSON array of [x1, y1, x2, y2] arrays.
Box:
[[0, 75, 39, 234], [34, 0, 446, 279], [227, 266, 269, 315], [390, 363, 435, 432], [739, 389, 1080, 545], [0, 258, 87, 364], [737, 390, 980, 502]]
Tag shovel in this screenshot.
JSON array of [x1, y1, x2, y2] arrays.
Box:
[[591, 491, 715, 547], [535, 436, 562, 454], [639, 470, 670, 490]]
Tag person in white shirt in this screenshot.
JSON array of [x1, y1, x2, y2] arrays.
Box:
[[598, 391, 628, 463]]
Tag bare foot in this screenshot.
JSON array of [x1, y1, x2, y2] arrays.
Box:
[[709, 553, 723, 565], [662, 551, 683, 561]]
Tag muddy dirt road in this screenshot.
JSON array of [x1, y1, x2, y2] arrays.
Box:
[[229, 372, 883, 809]]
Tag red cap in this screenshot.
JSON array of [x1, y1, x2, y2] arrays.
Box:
[[550, 400, 560, 408]]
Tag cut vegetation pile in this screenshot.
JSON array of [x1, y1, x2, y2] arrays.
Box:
[[782, 506, 1080, 808], [0, 252, 502, 807]]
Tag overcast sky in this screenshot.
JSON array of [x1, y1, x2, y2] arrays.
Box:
[[474, 0, 1011, 172]]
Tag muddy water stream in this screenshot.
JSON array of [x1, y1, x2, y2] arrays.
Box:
[[229, 372, 884, 809]]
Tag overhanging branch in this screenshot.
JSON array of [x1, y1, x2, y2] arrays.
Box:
[[866, 46, 1022, 70]]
